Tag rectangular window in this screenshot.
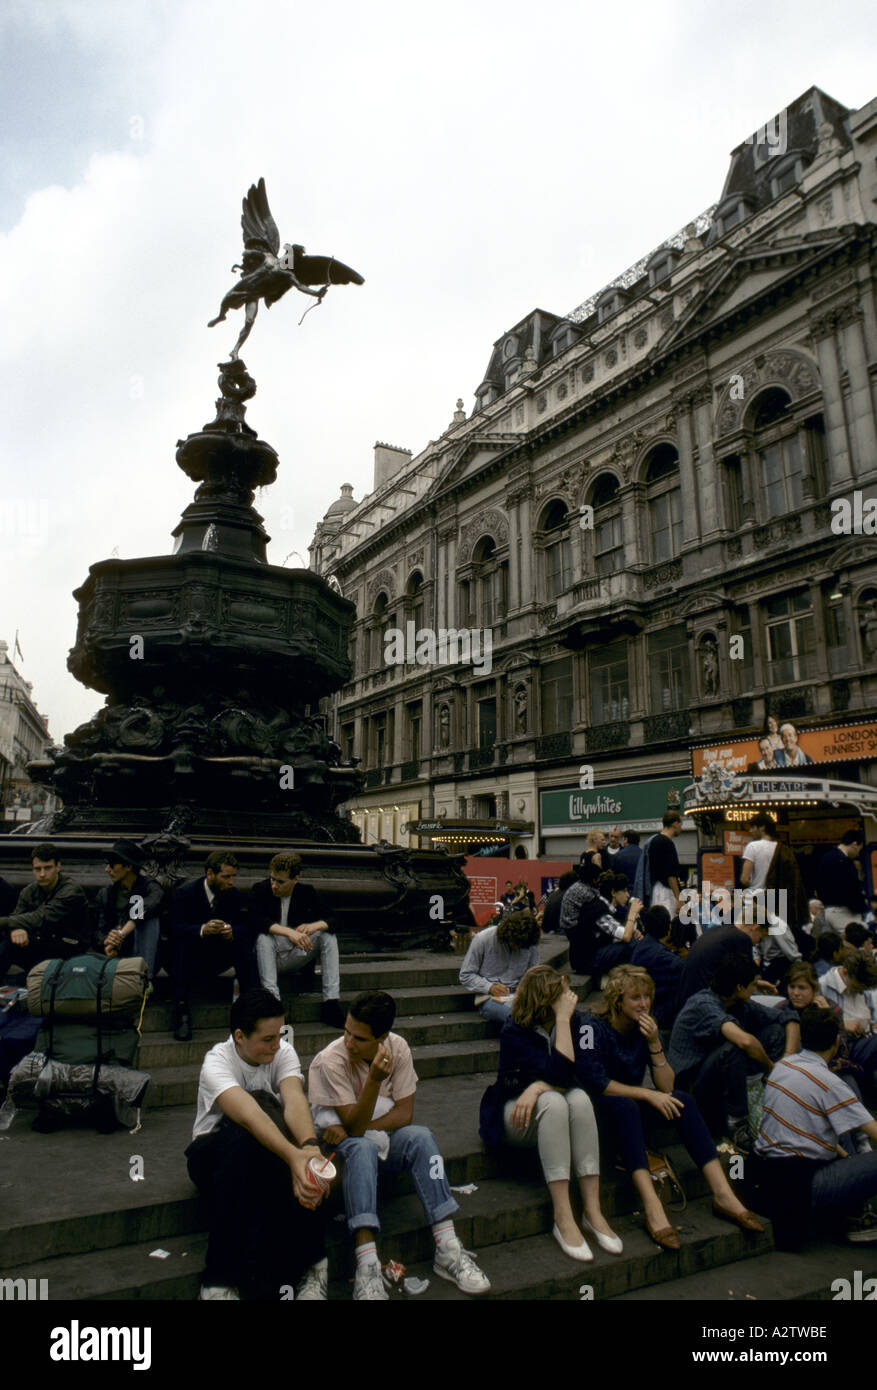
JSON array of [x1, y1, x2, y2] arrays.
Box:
[[478, 697, 497, 749], [595, 514, 623, 576], [406, 702, 421, 761], [374, 717, 386, 766], [764, 591, 816, 684], [650, 488, 682, 563], [342, 723, 355, 760], [804, 417, 827, 496], [724, 459, 744, 530], [546, 537, 572, 598], [649, 627, 690, 712], [759, 436, 803, 514], [590, 644, 629, 723], [540, 657, 573, 733]]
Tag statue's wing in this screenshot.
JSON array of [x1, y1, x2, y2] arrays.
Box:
[[294, 251, 365, 286], [240, 178, 280, 256]]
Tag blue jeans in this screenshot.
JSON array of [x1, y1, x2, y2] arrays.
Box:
[[479, 997, 512, 1026], [256, 930, 340, 1000], [811, 1152, 877, 1213], [335, 1125, 458, 1233]]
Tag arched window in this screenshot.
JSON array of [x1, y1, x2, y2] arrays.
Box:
[[590, 473, 623, 576], [472, 536, 508, 626], [645, 446, 682, 564], [541, 500, 573, 598], [750, 387, 804, 515]]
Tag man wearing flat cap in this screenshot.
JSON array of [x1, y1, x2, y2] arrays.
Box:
[[95, 839, 165, 979]]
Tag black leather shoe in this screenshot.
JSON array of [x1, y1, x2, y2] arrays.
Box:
[[174, 1005, 192, 1042], [320, 999, 345, 1028]]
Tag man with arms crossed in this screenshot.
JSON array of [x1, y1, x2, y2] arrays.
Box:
[[186, 987, 329, 1300], [308, 990, 491, 1300]]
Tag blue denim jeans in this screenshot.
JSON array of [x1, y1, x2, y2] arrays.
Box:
[[479, 997, 512, 1026], [335, 1125, 459, 1232], [256, 929, 340, 1000]]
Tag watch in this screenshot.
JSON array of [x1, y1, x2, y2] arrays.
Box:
[[301, 1137, 321, 1148]]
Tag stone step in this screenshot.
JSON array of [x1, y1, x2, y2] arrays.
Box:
[[610, 1243, 877, 1302], [326, 1196, 774, 1302], [136, 1037, 504, 1108], [139, 983, 482, 1033], [135, 1011, 497, 1069], [0, 1076, 711, 1266], [1, 1171, 767, 1302]]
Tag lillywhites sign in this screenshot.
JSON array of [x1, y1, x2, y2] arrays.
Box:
[[541, 777, 689, 830]]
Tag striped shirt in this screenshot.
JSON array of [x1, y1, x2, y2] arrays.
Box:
[[754, 1050, 873, 1161]]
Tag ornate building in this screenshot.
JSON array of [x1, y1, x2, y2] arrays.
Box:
[[310, 86, 877, 862], [0, 642, 57, 825]]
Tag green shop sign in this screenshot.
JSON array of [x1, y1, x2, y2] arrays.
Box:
[[540, 777, 690, 831]]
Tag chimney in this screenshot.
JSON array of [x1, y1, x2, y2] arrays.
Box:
[[373, 442, 412, 489]]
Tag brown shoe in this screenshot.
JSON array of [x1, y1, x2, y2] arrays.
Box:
[[645, 1219, 681, 1251], [712, 1201, 765, 1233]]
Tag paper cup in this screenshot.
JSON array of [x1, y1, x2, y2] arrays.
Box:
[[306, 1155, 337, 1192]]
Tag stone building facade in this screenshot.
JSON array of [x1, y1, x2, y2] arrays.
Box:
[[0, 641, 56, 825], [310, 86, 877, 862]]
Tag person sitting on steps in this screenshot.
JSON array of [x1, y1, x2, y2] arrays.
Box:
[[575, 964, 765, 1251], [479, 964, 622, 1262], [249, 851, 344, 1028], [459, 908, 541, 1028], [307, 989, 491, 1300], [170, 851, 257, 1042]]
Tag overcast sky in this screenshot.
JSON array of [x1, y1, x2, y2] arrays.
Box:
[[2, 0, 876, 743]]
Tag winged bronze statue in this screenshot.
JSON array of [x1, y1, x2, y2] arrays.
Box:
[[208, 178, 364, 359]]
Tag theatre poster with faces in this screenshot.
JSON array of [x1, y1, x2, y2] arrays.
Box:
[[690, 718, 877, 778]]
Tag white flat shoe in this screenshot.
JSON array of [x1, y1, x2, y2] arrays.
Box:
[[552, 1223, 593, 1262], [581, 1217, 623, 1255]]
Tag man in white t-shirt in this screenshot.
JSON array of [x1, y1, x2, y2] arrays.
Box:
[[308, 990, 491, 1300], [739, 817, 777, 892], [185, 987, 329, 1301]]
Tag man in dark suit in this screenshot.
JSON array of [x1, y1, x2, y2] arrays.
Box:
[[612, 830, 642, 887], [170, 851, 257, 1042], [250, 852, 344, 1027]]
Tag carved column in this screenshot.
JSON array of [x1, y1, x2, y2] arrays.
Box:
[[672, 395, 701, 545], [518, 492, 534, 606], [746, 600, 766, 691], [809, 583, 830, 684], [621, 484, 643, 568], [810, 311, 853, 486], [445, 530, 458, 627], [691, 387, 724, 536], [838, 304, 877, 476]]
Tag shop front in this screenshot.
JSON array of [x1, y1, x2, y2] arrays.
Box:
[[539, 776, 697, 870]]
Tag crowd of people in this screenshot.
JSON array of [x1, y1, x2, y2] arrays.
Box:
[[461, 810, 877, 1257], [3, 816, 876, 1297], [0, 841, 347, 1040]]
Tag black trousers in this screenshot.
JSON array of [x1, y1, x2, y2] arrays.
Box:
[[186, 1099, 327, 1298], [678, 1015, 786, 1136], [170, 925, 257, 1004], [0, 934, 77, 981]]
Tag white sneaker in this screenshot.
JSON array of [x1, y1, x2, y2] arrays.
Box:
[[199, 1285, 240, 1300], [295, 1258, 328, 1300], [353, 1260, 388, 1300], [433, 1237, 491, 1295]]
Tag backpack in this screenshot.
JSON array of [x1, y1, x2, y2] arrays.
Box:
[[27, 954, 149, 1067], [632, 835, 657, 904]]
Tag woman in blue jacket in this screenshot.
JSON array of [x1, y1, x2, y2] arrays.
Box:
[[575, 964, 764, 1250], [480, 964, 621, 1261]]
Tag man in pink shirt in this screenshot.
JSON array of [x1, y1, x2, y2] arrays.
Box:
[[308, 990, 491, 1300]]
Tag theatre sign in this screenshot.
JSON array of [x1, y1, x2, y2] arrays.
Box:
[[690, 718, 877, 778]]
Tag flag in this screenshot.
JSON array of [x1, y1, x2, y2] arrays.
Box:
[[13, 630, 23, 662]]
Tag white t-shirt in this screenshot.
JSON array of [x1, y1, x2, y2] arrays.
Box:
[[741, 839, 776, 890], [192, 1034, 303, 1139]]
